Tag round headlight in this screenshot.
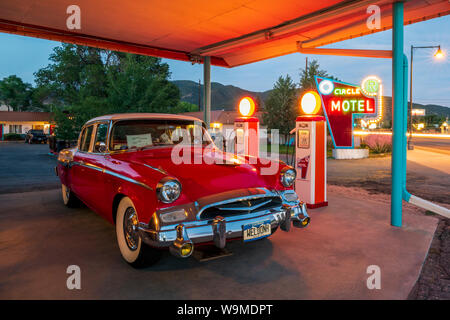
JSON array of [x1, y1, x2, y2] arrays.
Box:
[[281, 168, 296, 187], [157, 178, 181, 203]]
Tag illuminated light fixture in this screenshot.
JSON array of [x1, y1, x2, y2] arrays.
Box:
[[358, 76, 383, 125], [300, 91, 321, 115], [361, 76, 381, 97], [210, 122, 222, 129], [318, 79, 334, 95], [434, 47, 444, 59], [180, 243, 193, 257], [238, 97, 256, 117]]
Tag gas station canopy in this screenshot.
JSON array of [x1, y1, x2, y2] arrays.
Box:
[[0, 0, 448, 67]]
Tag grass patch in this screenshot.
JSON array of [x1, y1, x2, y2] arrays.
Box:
[[261, 144, 295, 155]]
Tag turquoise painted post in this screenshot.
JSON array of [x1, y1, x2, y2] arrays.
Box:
[[391, 1, 404, 227]]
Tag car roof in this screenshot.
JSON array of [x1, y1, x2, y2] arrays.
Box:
[[85, 113, 203, 124]]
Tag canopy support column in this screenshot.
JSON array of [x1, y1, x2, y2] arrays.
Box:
[[203, 56, 211, 126], [391, 1, 405, 227]]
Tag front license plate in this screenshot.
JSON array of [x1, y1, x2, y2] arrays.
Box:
[[243, 220, 271, 242]]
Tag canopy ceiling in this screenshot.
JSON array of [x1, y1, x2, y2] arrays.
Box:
[[0, 0, 448, 67]]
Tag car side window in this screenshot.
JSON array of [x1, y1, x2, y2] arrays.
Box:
[[94, 123, 109, 153], [79, 125, 94, 152]]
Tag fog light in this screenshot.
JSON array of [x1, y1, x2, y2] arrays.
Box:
[[301, 217, 310, 226], [181, 243, 193, 257], [160, 209, 187, 223], [283, 191, 298, 202]]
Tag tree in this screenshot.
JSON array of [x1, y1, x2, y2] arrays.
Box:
[[106, 53, 180, 113], [34, 44, 109, 106], [263, 75, 298, 143], [299, 59, 337, 92], [34, 44, 182, 139], [0, 75, 34, 111], [171, 101, 199, 114]]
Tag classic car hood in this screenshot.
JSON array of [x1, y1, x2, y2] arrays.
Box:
[[118, 147, 278, 201]]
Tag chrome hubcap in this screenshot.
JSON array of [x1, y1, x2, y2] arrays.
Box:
[[123, 207, 139, 251], [65, 186, 70, 200]]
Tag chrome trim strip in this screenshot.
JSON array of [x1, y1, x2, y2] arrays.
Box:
[[142, 164, 167, 175], [70, 161, 153, 190]]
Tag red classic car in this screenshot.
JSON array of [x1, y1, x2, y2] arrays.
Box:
[[56, 113, 310, 267]]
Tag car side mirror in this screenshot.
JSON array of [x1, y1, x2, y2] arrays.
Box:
[[96, 141, 107, 153]]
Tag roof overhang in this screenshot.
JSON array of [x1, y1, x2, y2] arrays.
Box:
[[0, 1, 448, 67]]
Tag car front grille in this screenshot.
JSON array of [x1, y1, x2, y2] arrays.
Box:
[[199, 196, 283, 220]]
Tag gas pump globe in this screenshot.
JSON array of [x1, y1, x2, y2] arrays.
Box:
[[234, 97, 259, 157], [294, 91, 328, 208]]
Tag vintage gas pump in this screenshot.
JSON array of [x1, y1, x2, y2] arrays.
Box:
[[294, 91, 328, 208], [234, 97, 259, 157]]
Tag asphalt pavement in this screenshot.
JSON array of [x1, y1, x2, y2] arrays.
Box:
[[0, 141, 445, 299], [0, 186, 437, 299], [0, 141, 59, 194]]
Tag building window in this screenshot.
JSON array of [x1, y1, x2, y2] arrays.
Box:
[[9, 125, 22, 134]]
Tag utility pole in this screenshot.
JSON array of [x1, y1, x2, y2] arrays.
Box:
[[305, 57, 308, 77], [408, 45, 443, 150], [198, 79, 201, 111]]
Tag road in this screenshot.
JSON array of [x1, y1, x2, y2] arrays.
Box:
[[0, 142, 59, 194], [410, 136, 450, 155]]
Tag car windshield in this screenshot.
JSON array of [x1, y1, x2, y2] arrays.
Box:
[[109, 119, 214, 152], [30, 130, 44, 134]]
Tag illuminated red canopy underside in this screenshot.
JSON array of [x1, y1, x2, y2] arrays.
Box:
[[0, 0, 448, 67]]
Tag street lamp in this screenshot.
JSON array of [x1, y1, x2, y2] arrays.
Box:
[[408, 45, 444, 150]]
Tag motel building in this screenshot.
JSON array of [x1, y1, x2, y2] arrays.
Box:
[[0, 110, 54, 139]]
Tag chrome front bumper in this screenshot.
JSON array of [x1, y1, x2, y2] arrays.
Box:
[[138, 189, 309, 252]]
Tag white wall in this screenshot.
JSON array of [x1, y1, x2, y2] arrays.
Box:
[[1, 122, 50, 134]]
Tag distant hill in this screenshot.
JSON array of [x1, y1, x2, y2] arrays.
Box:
[[173, 80, 271, 111], [380, 96, 450, 127], [172, 80, 450, 119]]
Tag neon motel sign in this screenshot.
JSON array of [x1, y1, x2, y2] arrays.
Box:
[[315, 76, 382, 148]]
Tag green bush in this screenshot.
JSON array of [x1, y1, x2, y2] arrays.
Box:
[[4, 133, 24, 141]]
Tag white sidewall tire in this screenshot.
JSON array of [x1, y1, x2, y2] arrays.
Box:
[[62, 184, 70, 205], [116, 197, 142, 264]]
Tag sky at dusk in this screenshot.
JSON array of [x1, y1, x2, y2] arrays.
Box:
[[0, 15, 448, 107]]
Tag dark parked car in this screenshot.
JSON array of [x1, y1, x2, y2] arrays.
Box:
[[25, 130, 48, 144]]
